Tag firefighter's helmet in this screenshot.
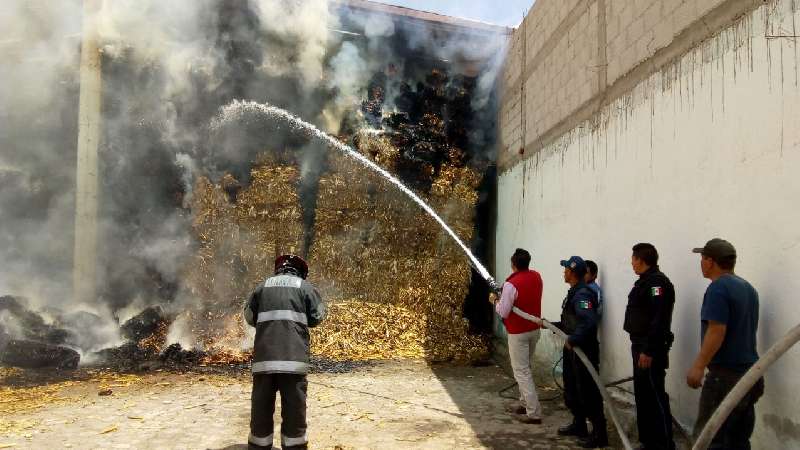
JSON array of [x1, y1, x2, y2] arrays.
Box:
[[274, 254, 309, 279]]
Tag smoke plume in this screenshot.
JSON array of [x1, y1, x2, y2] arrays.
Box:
[[0, 0, 507, 358]]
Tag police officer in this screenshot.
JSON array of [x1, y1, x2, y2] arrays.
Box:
[[555, 256, 608, 448], [624, 243, 676, 450], [244, 255, 326, 450]]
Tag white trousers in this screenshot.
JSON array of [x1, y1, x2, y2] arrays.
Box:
[[507, 329, 542, 418]]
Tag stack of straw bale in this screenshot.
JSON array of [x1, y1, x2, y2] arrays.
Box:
[[308, 134, 487, 362], [183, 154, 304, 351], [181, 140, 487, 362]]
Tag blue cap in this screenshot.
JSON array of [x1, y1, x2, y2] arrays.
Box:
[[560, 256, 587, 274]]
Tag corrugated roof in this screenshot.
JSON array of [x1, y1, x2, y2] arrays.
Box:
[[333, 0, 513, 35]]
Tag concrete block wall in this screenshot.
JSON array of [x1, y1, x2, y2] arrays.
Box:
[[499, 27, 524, 160], [525, 1, 600, 144], [495, 0, 800, 447], [498, 0, 761, 170], [605, 0, 729, 83]]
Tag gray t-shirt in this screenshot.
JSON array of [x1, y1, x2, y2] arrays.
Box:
[[700, 273, 759, 371]]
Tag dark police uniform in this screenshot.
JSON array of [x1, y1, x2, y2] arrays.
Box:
[[558, 282, 607, 443], [624, 266, 676, 450]]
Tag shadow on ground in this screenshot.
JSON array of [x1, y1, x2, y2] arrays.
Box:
[[426, 359, 597, 449]]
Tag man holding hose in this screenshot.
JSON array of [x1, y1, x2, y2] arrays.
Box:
[[244, 255, 326, 450], [490, 248, 545, 424], [555, 256, 608, 448]]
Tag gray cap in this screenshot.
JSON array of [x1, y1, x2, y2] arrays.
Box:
[[692, 238, 736, 261]]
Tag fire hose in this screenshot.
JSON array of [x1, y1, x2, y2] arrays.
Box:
[[692, 322, 800, 450], [510, 306, 634, 450]]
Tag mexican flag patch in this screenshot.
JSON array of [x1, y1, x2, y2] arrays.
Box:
[[651, 287, 663, 297], [578, 300, 593, 310]]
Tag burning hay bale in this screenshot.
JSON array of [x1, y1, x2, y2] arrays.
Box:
[[0, 295, 82, 369], [1, 339, 80, 370], [91, 307, 172, 369], [131, 67, 494, 365], [121, 306, 169, 342], [182, 156, 305, 353], [93, 342, 155, 369], [353, 130, 399, 170], [308, 141, 488, 362], [159, 343, 204, 366], [0, 295, 73, 346]]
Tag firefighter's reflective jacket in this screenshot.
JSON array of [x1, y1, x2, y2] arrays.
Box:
[[243, 274, 326, 374]]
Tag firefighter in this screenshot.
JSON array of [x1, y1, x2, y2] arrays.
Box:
[[555, 256, 608, 448], [243, 255, 326, 450], [624, 243, 676, 450]]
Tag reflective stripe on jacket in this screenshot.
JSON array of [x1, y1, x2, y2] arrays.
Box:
[[243, 274, 326, 374]]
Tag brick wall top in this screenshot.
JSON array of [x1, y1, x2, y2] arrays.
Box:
[[498, 0, 754, 171]]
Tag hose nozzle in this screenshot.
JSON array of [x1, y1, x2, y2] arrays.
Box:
[[487, 277, 502, 295]]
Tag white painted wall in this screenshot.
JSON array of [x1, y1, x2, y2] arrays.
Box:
[[495, 2, 800, 447]]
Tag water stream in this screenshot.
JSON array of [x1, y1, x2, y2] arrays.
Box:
[[211, 101, 635, 448], [212, 100, 498, 290]]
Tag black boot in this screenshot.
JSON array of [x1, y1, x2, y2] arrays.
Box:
[[558, 419, 588, 437], [248, 444, 272, 450], [580, 421, 609, 448]]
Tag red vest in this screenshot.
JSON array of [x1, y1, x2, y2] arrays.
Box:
[[504, 270, 543, 334]]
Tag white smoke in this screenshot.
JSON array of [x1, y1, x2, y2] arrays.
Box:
[[176, 152, 199, 208], [0, 0, 507, 356], [165, 314, 198, 350], [363, 12, 396, 38], [254, 0, 338, 89]]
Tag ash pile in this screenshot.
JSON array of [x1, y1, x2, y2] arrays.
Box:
[[0, 300, 199, 373], [0, 298, 176, 372], [93, 307, 371, 374], [92, 306, 193, 371], [90, 307, 230, 373]]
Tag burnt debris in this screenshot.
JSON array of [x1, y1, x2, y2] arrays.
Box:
[[0, 296, 73, 346], [121, 306, 170, 342], [0, 295, 82, 369], [2, 339, 80, 370]]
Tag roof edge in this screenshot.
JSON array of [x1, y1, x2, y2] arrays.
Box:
[[332, 0, 514, 35]]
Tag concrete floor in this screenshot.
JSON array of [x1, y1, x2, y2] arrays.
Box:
[[0, 360, 613, 449]]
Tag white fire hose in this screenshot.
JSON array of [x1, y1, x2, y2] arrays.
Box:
[[692, 322, 800, 450], [511, 306, 634, 450]]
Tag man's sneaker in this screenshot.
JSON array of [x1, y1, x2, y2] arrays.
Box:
[[505, 403, 526, 415], [557, 421, 589, 437], [513, 414, 542, 424]]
